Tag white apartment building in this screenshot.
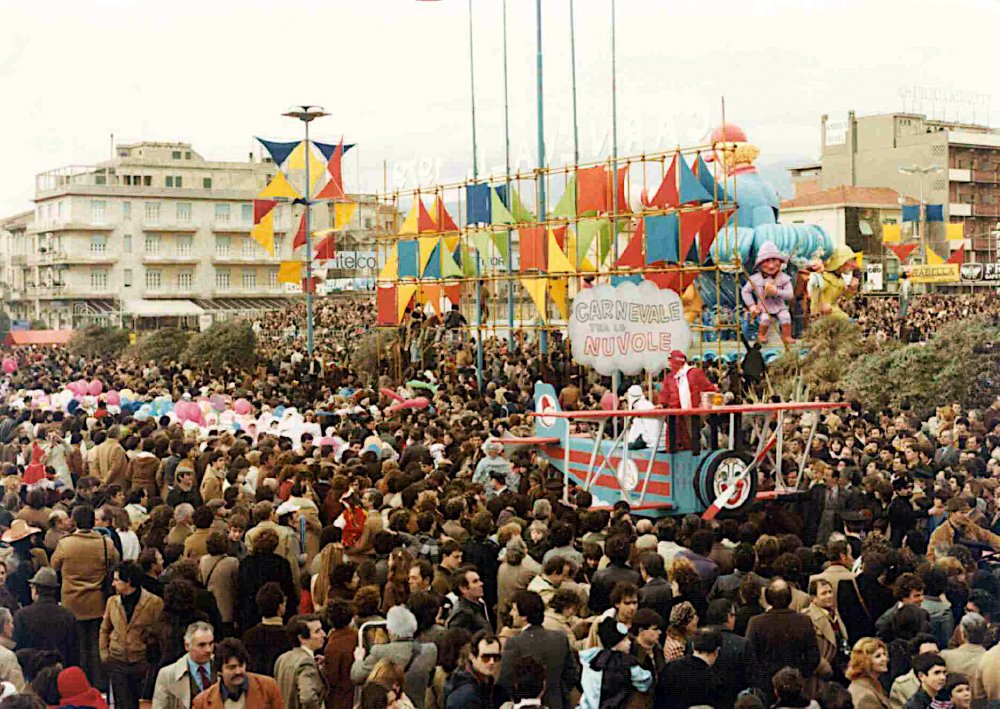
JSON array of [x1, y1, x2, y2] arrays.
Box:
[[1, 141, 392, 329]]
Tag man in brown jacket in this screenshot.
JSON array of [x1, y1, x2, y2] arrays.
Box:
[[194, 638, 284, 709], [51, 505, 120, 692], [100, 561, 164, 709], [92, 426, 128, 486], [125, 438, 160, 496]]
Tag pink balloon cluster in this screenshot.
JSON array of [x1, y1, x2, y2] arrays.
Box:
[[175, 400, 205, 425], [1, 358, 15, 374], [233, 398, 251, 415], [105, 390, 120, 406]]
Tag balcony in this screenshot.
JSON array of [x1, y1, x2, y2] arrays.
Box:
[[38, 250, 118, 265], [143, 224, 198, 234], [142, 252, 200, 264], [212, 286, 284, 297], [144, 288, 201, 298], [972, 204, 1000, 218], [211, 253, 280, 264], [28, 285, 115, 299], [972, 170, 999, 184], [30, 221, 115, 233], [10, 254, 26, 265]]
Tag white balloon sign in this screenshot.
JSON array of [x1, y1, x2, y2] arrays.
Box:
[[568, 280, 692, 376]]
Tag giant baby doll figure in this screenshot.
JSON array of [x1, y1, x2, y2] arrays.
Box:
[[741, 241, 794, 346]]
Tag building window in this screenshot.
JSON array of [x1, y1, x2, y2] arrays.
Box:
[[242, 269, 257, 289], [143, 176, 152, 186], [166, 176, 183, 188], [146, 269, 162, 290], [90, 235, 107, 254], [144, 235, 161, 254], [203, 177, 213, 189], [172, 150, 182, 159], [166, 176, 173, 187], [176, 202, 192, 222], [241, 238, 256, 257], [90, 269, 108, 291], [58, 201, 66, 221], [178, 235, 193, 255], [215, 204, 231, 223], [216, 236, 231, 256], [178, 270, 193, 289], [123, 201, 131, 220], [268, 269, 278, 289], [144, 201, 160, 224], [241, 204, 253, 223], [274, 234, 284, 257], [185, 151, 192, 160], [124, 269, 133, 287], [90, 200, 106, 224], [215, 270, 230, 290]]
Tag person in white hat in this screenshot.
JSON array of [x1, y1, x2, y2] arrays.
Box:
[[625, 385, 659, 451]]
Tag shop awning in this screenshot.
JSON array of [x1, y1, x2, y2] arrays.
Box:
[[4, 330, 74, 346], [124, 299, 204, 317]]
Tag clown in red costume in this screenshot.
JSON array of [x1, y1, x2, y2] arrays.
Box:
[[658, 350, 718, 449]]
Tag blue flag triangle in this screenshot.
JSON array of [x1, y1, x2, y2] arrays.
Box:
[[925, 204, 944, 222], [901, 204, 920, 223], [256, 138, 300, 166], [694, 154, 726, 201], [313, 141, 357, 161], [466, 183, 492, 225], [679, 155, 713, 204]]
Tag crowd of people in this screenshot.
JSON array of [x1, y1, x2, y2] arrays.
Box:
[[0, 288, 996, 709], [842, 292, 998, 343]]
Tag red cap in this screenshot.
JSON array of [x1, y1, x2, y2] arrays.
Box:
[[669, 350, 687, 361]]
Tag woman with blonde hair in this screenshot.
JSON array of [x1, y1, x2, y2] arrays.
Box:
[[309, 526, 346, 612], [368, 658, 414, 709], [846, 637, 891, 709]]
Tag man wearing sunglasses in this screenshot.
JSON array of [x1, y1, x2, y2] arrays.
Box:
[[445, 630, 508, 709]]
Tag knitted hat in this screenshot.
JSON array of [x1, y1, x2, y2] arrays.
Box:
[[754, 241, 788, 268], [669, 601, 697, 628], [597, 616, 629, 649], [57, 666, 109, 709]]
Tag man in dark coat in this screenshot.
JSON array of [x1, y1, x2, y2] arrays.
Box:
[[12, 567, 79, 667], [499, 592, 578, 709], [462, 512, 501, 614], [448, 569, 493, 634], [589, 534, 641, 614], [637, 553, 673, 624], [655, 628, 724, 709], [744, 579, 820, 699], [703, 599, 748, 709], [447, 632, 508, 709]]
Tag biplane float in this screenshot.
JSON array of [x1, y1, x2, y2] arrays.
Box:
[[507, 383, 847, 520]]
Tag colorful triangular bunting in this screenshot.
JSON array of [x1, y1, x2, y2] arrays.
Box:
[[551, 176, 577, 220], [334, 201, 357, 229], [259, 172, 301, 200], [256, 138, 299, 167], [546, 230, 576, 274], [679, 210, 710, 265], [292, 212, 307, 250], [886, 243, 917, 262], [548, 278, 569, 319], [250, 211, 275, 255], [376, 284, 397, 324], [615, 219, 645, 269], [430, 196, 459, 232], [397, 284, 418, 322], [926, 246, 945, 265], [678, 155, 713, 204], [521, 277, 547, 323], [277, 260, 302, 284], [946, 243, 965, 265], [253, 199, 278, 225], [379, 251, 398, 280], [649, 155, 679, 208]]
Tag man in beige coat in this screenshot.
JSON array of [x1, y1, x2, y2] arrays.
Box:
[[274, 614, 328, 709], [51, 505, 120, 692], [92, 427, 128, 486], [151, 621, 215, 709], [803, 578, 848, 679], [100, 561, 164, 709]]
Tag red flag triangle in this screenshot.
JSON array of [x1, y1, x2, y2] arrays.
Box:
[[314, 234, 336, 261], [435, 199, 459, 232], [649, 155, 679, 209], [615, 219, 645, 269], [315, 137, 345, 200], [679, 210, 709, 264], [443, 284, 461, 305], [646, 268, 698, 294], [946, 243, 965, 265], [551, 224, 567, 250], [292, 212, 307, 250], [417, 200, 436, 233], [253, 199, 278, 225], [886, 243, 918, 262]]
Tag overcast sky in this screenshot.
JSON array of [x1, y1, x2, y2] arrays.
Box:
[[1, 0, 997, 216]]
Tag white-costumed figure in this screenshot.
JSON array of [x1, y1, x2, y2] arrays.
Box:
[[625, 385, 660, 450]]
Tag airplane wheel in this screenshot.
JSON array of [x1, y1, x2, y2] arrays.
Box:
[[696, 450, 756, 515]]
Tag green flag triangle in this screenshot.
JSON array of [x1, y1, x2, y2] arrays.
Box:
[[470, 228, 493, 259], [461, 243, 478, 276], [441, 245, 462, 277], [508, 187, 535, 223], [492, 232, 510, 262], [551, 176, 577, 219], [577, 218, 608, 266], [491, 188, 515, 225]]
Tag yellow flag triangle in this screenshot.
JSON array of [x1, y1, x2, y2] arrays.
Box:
[[547, 278, 569, 319], [547, 230, 576, 274], [307, 145, 325, 191], [287, 142, 307, 170], [946, 222, 964, 242], [399, 202, 419, 235], [379, 251, 398, 281], [334, 202, 357, 229], [855, 252, 863, 269], [443, 235, 461, 252], [258, 172, 301, 200], [419, 237, 439, 275], [397, 284, 418, 322], [277, 260, 302, 284], [521, 277, 547, 323], [926, 246, 945, 265], [881, 224, 901, 243], [250, 210, 275, 255]]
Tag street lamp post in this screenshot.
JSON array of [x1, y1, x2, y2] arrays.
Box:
[[898, 163, 943, 263], [283, 105, 329, 357]]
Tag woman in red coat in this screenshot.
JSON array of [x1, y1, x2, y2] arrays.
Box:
[[658, 350, 717, 450]]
